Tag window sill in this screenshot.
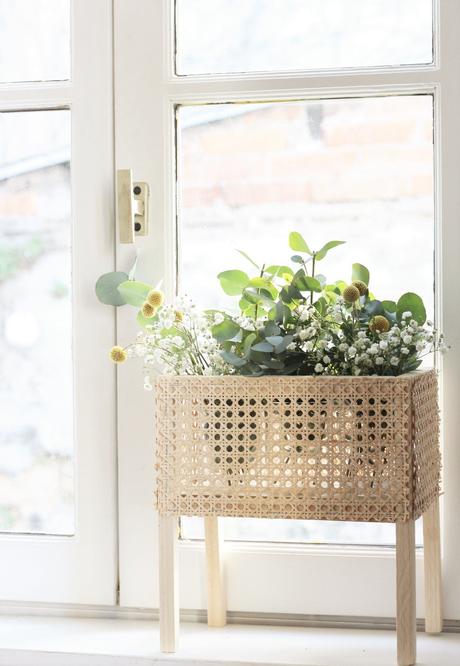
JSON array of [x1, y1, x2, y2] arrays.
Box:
[[0, 615, 459, 666]]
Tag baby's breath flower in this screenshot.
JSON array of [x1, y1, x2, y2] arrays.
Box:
[[314, 363, 324, 373]]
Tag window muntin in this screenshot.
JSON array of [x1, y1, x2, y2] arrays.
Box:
[[175, 0, 434, 76]]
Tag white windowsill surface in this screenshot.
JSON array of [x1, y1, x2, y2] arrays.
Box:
[[0, 616, 460, 666]]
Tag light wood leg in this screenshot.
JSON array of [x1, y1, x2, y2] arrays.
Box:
[[159, 515, 179, 652], [204, 516, 227, 627], [396, 520, 416, 666], [423, 497, 443, 634]]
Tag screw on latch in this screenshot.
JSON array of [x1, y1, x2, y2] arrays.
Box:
[[133, 185, 142, 195]]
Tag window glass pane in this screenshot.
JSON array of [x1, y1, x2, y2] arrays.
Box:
[[0, 0, 70, 83], [177, 94, 434, 545], [0, 109, 73, 535], [176, 0, 433, 75]]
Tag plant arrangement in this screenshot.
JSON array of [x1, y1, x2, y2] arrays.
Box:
[[96, 232, 445, 384]]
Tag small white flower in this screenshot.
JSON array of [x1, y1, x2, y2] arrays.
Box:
[[402, 311, 412, 319], [357, 331, 367, 339], [338, 343, 348, 352], [314, 363, 324, 373], [348, 346, 357, 358], [379, 340, 388, 350], [402, 335, 412, 345], [287, 342, 296, 351], [375, 356, 384, 365], [401, 347, 410, 355], [390, 356, 399, 366], [213, 312, 224, 325], [369, 344, 379, 355], [353, 368, 361, 376], [299, 329, 310, 341], [323, 355, 331, 364], [303, 341, 314, 352]]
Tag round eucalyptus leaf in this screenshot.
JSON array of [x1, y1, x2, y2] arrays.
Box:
[[397, 292, 426, 324], [95, 271, 128, 306]]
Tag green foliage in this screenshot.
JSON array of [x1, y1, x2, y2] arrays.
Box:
[[211, 318, 241, 342], [315, 240, 345, 261], [117, 280, 151, 307], [289, 231, 311, 254], [95, 271, 129, 306], [397, 292, 427, 324], [217, 269, 249, 295], [95, 231, 438, 379], [352, 263, 370, 286]]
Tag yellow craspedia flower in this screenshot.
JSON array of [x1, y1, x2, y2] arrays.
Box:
[[146, 289, 164, 308], [369, 315, 390, 333], [110, 346, 127, 363], [174, 310, 184, 323], [142, 301, 157, 318], [352, 280, 368, 296], [343, 284, 360, 303]]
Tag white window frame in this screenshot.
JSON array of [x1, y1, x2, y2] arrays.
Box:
[[0, 0, 117, 605], [115, 0, 460, 621]]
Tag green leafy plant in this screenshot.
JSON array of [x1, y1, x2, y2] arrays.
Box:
[[96, 232, 446, 379]]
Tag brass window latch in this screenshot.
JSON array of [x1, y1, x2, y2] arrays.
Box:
[[117, 169, 150, 243]]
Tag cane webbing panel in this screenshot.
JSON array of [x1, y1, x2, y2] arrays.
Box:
[[154, 370, 440, 522]]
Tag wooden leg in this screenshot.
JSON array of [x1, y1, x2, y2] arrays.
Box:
[[204, 516, 227, 627], [159, 515, 179, 652], [423, 497, 443, 634], [396, 520, 416, 666]]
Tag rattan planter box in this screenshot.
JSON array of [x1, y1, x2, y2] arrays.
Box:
[[154, 369, 440, 524], [153, 369, 441, 665]]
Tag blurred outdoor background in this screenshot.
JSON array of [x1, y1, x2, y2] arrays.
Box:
[[0, 1, 72, 535]]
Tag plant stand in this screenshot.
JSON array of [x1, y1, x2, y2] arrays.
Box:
[[154, 370, 442, 666]]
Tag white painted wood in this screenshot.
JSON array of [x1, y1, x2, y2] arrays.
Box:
[[204, 517, 227, 627], [159, 515, 179, 652], [0, 0, 117, 604], [115, 0, 460, 622], [396, 521, 416, 666], [437, 0, 460, 628], [1, 616, 460, 666], [423, 497, 443, 634]]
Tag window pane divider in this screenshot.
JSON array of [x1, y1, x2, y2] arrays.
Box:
[[0, 82, 72, 110]]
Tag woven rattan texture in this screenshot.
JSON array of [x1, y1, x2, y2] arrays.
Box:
[[154, 370, 439, 522]]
